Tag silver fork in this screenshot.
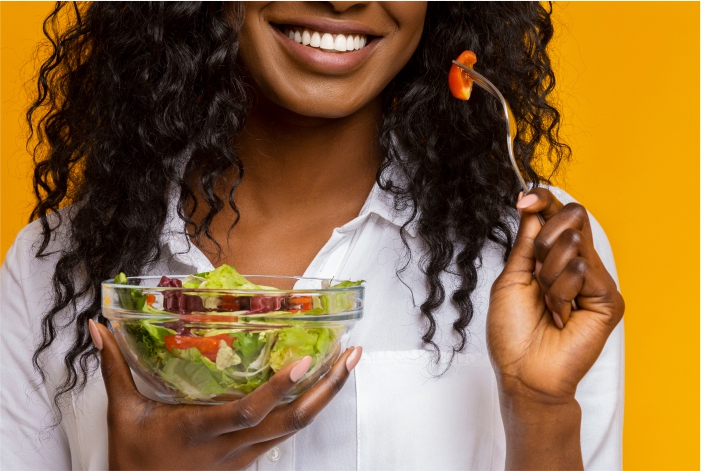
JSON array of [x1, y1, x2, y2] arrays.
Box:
[[452, 60, 578, 312]]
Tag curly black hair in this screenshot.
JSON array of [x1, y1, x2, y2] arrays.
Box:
[[27, 1, 569, 421]]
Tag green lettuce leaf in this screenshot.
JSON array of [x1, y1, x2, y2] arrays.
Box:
[[331, 280, 365, 288], [269, 327, 335, 372], [193, 264, 275, 290], [124, 321, 176, 365], [232, 332, 267, 368], [160, 348, 236, 400]]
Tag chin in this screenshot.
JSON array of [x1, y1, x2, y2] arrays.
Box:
[[276, 93, 370, 120]]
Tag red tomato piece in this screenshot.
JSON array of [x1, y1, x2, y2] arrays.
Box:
[[164, 334, 234, 361], [221, 295, 242, 311], [448, 50, 477, 101]]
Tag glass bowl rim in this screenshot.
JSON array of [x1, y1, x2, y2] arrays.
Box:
[[102, 274, 365, 295]]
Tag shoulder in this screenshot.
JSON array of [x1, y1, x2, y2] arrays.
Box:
[[2, 208, 75, 302], [5, 208, 73, 260]]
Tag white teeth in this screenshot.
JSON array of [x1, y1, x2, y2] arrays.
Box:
[[310, 31, 321, 47], [320, 33, 334, 50], [334, 34, 347, 52], [285, 27, 368, 52]]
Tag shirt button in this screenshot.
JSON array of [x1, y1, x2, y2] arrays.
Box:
[[266, 446, 281, 462]]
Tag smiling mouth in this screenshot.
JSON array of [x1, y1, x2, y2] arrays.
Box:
[[276, 24, 373, 53]]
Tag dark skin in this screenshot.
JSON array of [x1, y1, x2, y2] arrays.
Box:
[[91, 2, 624, 470]]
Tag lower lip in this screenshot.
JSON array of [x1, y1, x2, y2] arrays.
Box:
[[272, 27, 379, 74]]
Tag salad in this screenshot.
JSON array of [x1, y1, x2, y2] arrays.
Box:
[[110, 265, 363, 402]]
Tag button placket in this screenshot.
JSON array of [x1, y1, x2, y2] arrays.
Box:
[[256, 436, 294, 470], [266, 447, 280, 462]]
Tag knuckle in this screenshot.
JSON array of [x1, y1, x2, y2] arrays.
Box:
[[266, 377, 291, 400], [564, 202, 588, 221], [287, 407, 314, 432], [567, 257, 588, 275], [325, 372, 346, 395], [560, 227, 583, 246], [233, 402, 262, 428]]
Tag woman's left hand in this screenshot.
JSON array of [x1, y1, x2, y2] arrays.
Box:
[[487, 188, 624, 469], [488, 187, 625, 404]]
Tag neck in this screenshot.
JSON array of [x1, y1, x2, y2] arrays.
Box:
[[232, 91, 383, 218]]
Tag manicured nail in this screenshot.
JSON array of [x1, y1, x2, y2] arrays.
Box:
[[552, 312, 564, 329], [88, 319, 103, 351], [346, 347, 362, 372], [289, 356, 313, 382], [516, 193, 538, 209]]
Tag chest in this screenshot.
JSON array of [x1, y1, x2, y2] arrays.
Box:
[[67, 213, 509, 470]]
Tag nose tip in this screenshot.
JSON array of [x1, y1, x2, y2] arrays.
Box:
[[326, 2, 369, 13]]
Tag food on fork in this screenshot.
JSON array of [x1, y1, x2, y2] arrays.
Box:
[[448, 50, 477, 100]]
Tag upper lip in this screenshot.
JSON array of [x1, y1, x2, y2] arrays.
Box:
[[271, 17, 381, 37]]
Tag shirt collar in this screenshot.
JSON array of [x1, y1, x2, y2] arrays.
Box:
[[161, 174, 418, 263], [355, 182, 418, 237]]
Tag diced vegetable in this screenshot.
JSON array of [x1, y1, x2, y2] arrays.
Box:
[[448, 50, 477, 101]]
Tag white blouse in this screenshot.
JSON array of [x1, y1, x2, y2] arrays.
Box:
[[0, 184, 624, 470]]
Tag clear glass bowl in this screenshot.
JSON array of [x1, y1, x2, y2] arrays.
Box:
[[102, 275, 363, 404]]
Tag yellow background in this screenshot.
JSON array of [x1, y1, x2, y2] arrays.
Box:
[[1, 2, 699, 469]]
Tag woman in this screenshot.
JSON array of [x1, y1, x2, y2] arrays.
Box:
[[0, 2, 624, 470]]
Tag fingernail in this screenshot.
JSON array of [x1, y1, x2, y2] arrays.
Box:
[[88, 319, 103, 351], [346, 347, 362, 372], [535, 260, 542, 278], [516, 194, 538, 209], [289, 356, 313, 382], [517, 191, 524, 202], [552, 312, 564, 329]]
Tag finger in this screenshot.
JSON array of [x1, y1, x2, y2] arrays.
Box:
[[91, 320, 140, 404], [496, 209, 542, 283], [231, 347, 359, 447], [537, 228, 601, 293], [201, 355, 314, 437], [515, 187, 564, 221], [533, 203, 593, 264], [545, 257, 623, 328]]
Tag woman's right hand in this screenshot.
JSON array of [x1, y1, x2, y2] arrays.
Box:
[[89, 320, 361, 470]]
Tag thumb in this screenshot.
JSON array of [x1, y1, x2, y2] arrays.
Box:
[[502, 210, 542, 281], [88, 319, 140, 403]]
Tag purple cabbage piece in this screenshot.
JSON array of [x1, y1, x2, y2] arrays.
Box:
[[157, 275, 205, 314], [162, 321, 191, 336], [248, 295, 288, 314]]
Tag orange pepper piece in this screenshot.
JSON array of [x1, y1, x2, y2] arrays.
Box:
[[448, 50, 477, 100]]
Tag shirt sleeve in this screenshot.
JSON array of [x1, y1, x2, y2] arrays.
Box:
[[1, 224, 73, 470], [550, 187, 625, 470]]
